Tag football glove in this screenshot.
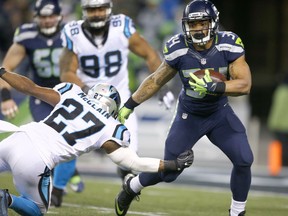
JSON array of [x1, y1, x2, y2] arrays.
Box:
[[175, 149, 194, 171], [189, 69, 225, 95], [117, 106, 133, 124], [158, 90, 175, 110], [164, 149, 194, 171], [189, 69, 213, 95]]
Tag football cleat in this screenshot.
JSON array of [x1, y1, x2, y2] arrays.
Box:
[[115, 174, 140, 216], [116, 167, 136, 182], [0, 189, 9, 216], [50, 187, 64, 207], [69, 175, 85, 193], [69, 181, 85, 193]]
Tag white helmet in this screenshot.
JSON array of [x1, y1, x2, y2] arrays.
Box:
[[87, 83, 121, 118], [81, 0, 113, 30]]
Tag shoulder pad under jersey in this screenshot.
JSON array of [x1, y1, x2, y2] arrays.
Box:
[[53, 82, 76, 95], [163, 34, 188, 65], [110, 14, 136, 38], [14, 23, 38, 43], [215, 31, 245, 52]]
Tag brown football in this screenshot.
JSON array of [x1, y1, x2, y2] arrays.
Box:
[[191, 69, 227, 83]]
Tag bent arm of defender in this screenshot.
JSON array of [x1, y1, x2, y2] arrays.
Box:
[[0, 68, 60, 106]]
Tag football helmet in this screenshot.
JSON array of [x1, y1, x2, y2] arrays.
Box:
[[81, 0, 113, 32], [34, 0, 62, 36], [87, 83, 121, 118], [182, 0, 219, 45]]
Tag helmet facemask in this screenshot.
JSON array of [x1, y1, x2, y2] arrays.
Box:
[[35, 15, 62, 36], [182, 0, 219, 46], [81, 0, 113, 34], [183, 18, 215, 46]]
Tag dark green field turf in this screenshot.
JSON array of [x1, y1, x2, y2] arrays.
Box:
[[1, 173, 288, 216]]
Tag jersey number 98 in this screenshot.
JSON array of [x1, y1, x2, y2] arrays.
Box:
[[80, 50, 122, 78]]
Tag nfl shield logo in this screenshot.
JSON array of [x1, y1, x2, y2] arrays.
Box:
[[182, 113, 188, 119], [200, 58, 207, 65]]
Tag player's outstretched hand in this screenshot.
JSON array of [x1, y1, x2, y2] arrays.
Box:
[[117, 106, 133, 124], [158, 90, 175, 110], [1, 98, 18, 119], [175, 149, 194, 171]]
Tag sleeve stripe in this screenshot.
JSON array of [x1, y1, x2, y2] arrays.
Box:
[[215, 43, 244, 53], [164, 48, 188, 61], [58, 83, 73, 94], [123, 17, 132, 38], [64, 30, 73, 50], [113, 124, 128, 140]]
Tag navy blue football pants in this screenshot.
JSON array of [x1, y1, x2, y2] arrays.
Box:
[[139, 102, 253, 202]]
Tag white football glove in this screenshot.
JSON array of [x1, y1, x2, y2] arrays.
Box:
[[158, 90, 175, 110]]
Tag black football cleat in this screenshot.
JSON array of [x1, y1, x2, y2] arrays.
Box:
[[50, 187, 64, 207], [115, 174, 140, 216]]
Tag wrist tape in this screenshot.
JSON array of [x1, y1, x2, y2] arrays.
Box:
[[0, 67, 7, 77], [1, 88, 12, 102], [124, 97, 139, 109]]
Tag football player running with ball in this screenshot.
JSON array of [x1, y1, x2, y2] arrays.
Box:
[[114, 0, 253, 216], [0, 67, 193, 216]]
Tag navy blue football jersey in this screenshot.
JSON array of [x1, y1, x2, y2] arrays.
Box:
[[163, 31, 245, 115], [13, 23, 63, 88]]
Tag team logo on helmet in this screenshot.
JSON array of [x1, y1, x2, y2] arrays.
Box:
[[87, 83, 121, 118]]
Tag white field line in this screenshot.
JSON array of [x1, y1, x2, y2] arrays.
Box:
[[47, 202, 168, 216]]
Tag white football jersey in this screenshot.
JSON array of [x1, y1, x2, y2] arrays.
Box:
[[18, 83, 130, 169], [61, 14, 136, 102]]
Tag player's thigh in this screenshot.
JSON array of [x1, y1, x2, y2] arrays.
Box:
[[0, 137, 14, 172], [8, 133, 51, 207], [209, 107, 253, 165], [164, 109, 201, 159]]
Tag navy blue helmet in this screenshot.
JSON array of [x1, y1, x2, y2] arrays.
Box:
[[34, 0, 61, 16], [34, 0, 62, 35], [182, 0, 219, 45]]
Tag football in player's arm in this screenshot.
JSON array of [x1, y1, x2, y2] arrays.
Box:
[[114, 1, 252, 216]]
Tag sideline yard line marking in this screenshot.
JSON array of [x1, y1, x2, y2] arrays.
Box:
[[48, 203, 168, 216]]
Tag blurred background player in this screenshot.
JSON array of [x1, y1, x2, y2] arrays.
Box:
[[267, 73, 288, 169], [54, 0, 174, 207], [0, 0, 85, 201], [114, 1, 253, 216]]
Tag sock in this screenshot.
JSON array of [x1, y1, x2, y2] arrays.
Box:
[[129, 175, 144, 193], [9, 195, 42, 216], [230, 198, 246, 216]]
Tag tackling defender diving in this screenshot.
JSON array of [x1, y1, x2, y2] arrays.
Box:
[[0, 67, 193, 216]]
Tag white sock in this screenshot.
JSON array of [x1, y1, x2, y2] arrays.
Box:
[[230, 198, 246, 216], [129, 175, 144, 193]]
